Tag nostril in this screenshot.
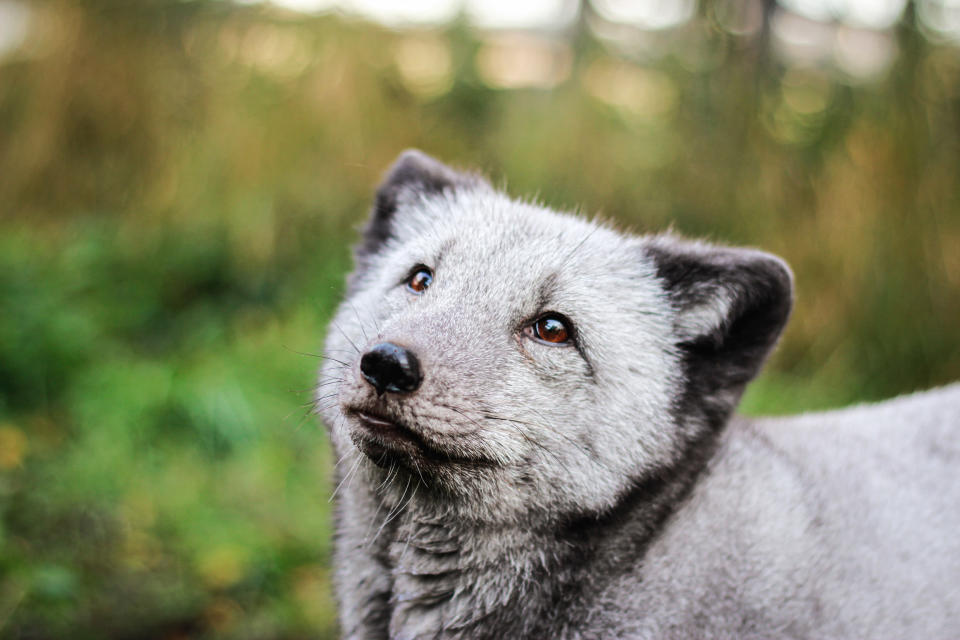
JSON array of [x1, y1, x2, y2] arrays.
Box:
[[359, 342, 423, 395]]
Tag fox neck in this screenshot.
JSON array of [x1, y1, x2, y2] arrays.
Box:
[[384, 504, 569, 639]]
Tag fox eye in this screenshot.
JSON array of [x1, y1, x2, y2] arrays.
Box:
[[525, 314, 572, 345], [406, 267, 433, 294]]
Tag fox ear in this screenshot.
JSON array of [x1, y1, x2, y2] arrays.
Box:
[[360, 150, 486, 260], [645, 236, 793, 427]]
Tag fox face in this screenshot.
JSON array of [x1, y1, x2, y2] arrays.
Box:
[[319, 150, 792, 527]]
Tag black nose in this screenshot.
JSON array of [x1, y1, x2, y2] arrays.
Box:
[[359, 342, 423, 395]]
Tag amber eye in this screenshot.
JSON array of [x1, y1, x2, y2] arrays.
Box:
[[406, 267, 433, 294], [527, 315, 571, 345]]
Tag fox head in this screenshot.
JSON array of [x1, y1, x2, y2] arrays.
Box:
[[319, 150, 792, 526]]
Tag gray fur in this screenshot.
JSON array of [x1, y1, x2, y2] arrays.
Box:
[[318, 150, 960, 639]]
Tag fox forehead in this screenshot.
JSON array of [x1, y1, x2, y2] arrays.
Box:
[[389, 188, 616, 257], [373, 189, 663, 312]]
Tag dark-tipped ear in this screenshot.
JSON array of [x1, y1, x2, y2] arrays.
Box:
[[360, 150, 486, 260], [645, 236, 793, 428]]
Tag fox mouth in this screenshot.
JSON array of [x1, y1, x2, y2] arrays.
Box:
[[345, 406, 493, 469], [348, 408, 429, 463]]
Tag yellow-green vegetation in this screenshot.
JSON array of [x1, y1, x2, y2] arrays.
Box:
[[1, 1, 958, 638]]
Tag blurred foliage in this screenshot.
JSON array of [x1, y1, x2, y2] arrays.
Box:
[[0, 0, 958, 637]]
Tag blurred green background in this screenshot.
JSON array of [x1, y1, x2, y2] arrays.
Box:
[[0, 0, 958, 637]]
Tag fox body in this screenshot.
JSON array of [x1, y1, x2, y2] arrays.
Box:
[[318, 151, 960, 639]]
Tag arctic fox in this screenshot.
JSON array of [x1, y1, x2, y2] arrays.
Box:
[[318, 150, 960, 639]]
